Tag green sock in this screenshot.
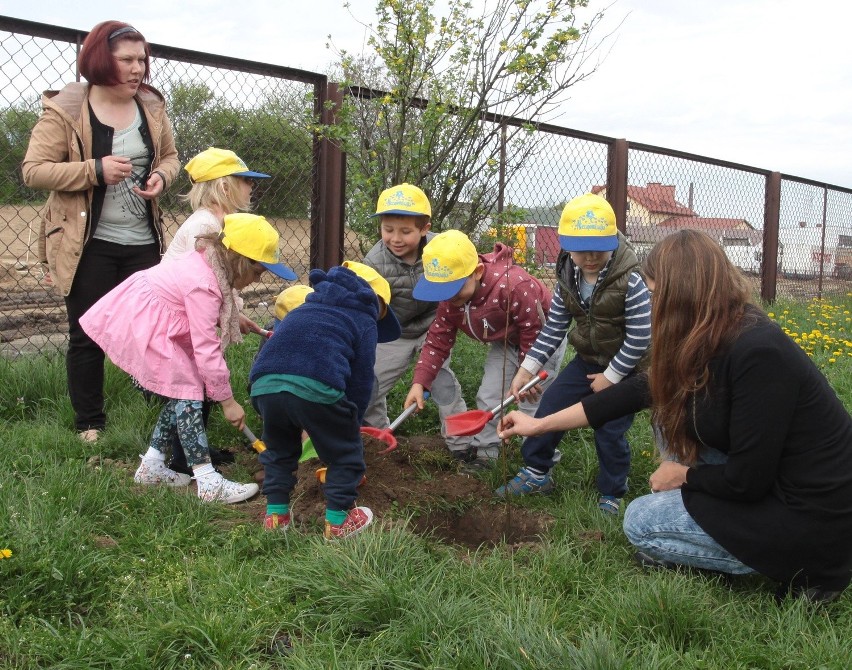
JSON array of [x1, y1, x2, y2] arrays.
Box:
[[267, 504, 289, 515], [325, 509, 347, 525]]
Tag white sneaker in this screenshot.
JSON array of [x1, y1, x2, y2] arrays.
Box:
[[196, 473, 259, 504], [78, 429, 101, 443], [134, 458, 192, 487]]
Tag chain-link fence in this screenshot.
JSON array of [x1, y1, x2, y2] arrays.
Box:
[[0, 17, 326, 356], [3, 16, 851, 357]]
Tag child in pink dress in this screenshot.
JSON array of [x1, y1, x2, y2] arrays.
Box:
[[80, 213, 297, 503]]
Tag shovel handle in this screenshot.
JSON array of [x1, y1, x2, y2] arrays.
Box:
[[487, 370, 548, 415], [388, 391, 430, 431], [242, 425, 266, 453]]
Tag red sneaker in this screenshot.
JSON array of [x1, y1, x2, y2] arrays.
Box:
[[264, 512, 291, 531], [323, 506, 374, 540]]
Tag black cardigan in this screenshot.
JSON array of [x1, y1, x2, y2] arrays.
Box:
[[582, 306, 852, 591]]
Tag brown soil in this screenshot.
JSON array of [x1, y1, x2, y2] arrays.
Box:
[[91, 434, 553, 549], [235, 434, 553, 550]]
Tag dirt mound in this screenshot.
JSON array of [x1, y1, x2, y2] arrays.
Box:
[[240, 434, 553, 549]]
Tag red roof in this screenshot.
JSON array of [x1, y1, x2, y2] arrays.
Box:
[[592, 182, 696, 217]]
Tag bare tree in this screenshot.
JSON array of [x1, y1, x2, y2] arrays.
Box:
[[329, 0, 617, 239]]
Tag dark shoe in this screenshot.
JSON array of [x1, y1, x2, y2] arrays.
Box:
[[449, 447, 476, 463], [209, 446, 235, 465], [633, 551, 676, 570], [775, 583, 842, 605]]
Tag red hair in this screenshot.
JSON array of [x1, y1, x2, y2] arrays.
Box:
[[78, 20, 151, 88]]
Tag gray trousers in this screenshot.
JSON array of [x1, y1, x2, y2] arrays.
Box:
[[363, 333, 470, 450], [472, 337, 567, 458]]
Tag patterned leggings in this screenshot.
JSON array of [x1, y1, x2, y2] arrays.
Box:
[[149, 399, 211, 467]]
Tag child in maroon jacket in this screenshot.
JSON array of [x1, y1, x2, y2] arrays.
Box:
[[404, 230, 566, 469]]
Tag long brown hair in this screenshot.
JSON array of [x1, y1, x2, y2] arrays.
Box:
[[643, 229, 751, 463]]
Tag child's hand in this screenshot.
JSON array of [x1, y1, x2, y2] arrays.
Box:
[[220, 397, 245, 430], [587, 373, 613, 393], [405, 383, 427, 410], [511, 368, 539, 402], [238, 313, 264, 335]]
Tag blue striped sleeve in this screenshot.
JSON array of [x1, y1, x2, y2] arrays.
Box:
[[521, 289, 573, 372], [604, 271, 652, 382]]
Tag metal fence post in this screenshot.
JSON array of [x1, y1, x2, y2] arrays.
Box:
[[313, 82, 346, 270], [607, 138, 629, 232], [761, 171, 781, 303]]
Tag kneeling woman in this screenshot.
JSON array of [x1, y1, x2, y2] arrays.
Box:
[[499, 229, 852, 603]]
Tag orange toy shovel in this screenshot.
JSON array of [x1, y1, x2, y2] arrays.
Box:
[[443, 371, 548, 437]]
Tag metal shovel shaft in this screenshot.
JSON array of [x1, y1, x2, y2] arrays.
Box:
[[485, 370, 548, 415]]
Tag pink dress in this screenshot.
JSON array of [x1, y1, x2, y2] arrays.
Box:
[[80, 250, 233, 402]]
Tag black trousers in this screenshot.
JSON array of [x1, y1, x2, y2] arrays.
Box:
[[64, 238, 160, 431]]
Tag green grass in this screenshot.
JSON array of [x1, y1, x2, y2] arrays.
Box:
[[1, 296, 851, 669]]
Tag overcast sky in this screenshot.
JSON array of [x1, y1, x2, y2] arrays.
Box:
[[3, 0, 850, 187]]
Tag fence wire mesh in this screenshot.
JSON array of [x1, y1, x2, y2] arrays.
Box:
[[2, 17, 851, 358], [1, 21, 322, 356]]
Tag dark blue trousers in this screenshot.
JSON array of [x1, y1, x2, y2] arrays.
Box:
[[252, 392, 365, 511], [520, 354, 634, 497]]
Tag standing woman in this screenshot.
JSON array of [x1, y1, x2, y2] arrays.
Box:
[[23, 21, 180, 443]]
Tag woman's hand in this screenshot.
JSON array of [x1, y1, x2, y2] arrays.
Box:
[[649, 460, 689, 492], [497, 410, 545, 439], [220, 397, 245, 430], [133, 171, 165, 200], [101, 155, 133, 185]]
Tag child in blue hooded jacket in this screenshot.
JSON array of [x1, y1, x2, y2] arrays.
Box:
[[249, 263, 400, 539]]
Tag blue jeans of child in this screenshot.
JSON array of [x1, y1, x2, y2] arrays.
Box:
[[623, 445, 756, 575], [521, 354, 633, 497]]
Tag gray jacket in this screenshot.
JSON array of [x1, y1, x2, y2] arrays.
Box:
[[363, 233, 437, 339]]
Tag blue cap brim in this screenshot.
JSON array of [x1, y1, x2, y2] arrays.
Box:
[[232, 170, 271, 179], [559, 234, 618, 252], [370, 209, 424, 218], [412, 275, 468, 301], [377, 305, 402, 343], [261, 261, 298, 281]]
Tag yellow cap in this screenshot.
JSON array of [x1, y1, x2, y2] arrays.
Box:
[[221, 213, 297, 280], [373, 183, 431, 217], [274, 285, 313, 320], [558, 194, 618, 252], [341, 261, 391, 306], [340, 261, 401, 343], [413, 230, 478, 301], [184, 147, 271, 182]]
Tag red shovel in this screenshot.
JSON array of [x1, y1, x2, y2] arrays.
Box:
[[444, 371, 548, 437], [360, 391, 430, 454]]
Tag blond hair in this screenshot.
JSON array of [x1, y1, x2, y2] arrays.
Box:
[[195, 232, 260, 288], [183, 175, 252, 214]]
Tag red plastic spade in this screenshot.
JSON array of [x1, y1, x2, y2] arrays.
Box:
[[361, 391, 430, 454], [443, 371, 548, 437]]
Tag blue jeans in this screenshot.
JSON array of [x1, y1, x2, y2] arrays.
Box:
[[623, 445, 756, 575], [521, 354, 633, 497]]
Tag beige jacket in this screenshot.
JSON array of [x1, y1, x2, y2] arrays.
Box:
[[22, 82, 179, 296]]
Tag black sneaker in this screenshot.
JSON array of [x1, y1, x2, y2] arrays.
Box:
[[449, 447, 476, 463], [209, 446, 235, 465]]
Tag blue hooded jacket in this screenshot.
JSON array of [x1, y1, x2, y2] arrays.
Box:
[[249, 266, 379, 422]]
